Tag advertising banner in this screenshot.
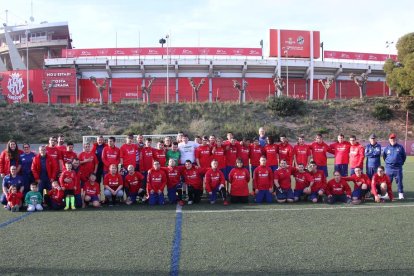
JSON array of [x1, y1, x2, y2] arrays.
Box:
[[324, 50, 398, 62], [269, 29, 320, 58]]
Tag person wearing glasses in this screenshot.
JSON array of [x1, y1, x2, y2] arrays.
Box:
[[383, 133, 406, 200], [365, 134, 382, 180]]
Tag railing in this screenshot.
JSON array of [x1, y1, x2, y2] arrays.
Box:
[[82, 134, 176, 145]]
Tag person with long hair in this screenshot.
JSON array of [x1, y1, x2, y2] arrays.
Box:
[[0, 140, 22, 178]]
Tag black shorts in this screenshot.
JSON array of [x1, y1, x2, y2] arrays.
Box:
[[230, 196, 249, 204], [64, 189, 75, 196]]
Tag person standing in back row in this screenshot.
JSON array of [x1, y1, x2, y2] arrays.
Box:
[[365, 134, 382, 180], [383, 133, 406, 200]]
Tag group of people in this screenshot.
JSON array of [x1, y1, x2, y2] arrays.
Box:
[[0, 127, 407, 212]]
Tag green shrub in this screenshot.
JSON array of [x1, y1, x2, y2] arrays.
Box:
[[372, 103, 393, 121], [267, 96, 306, 116]]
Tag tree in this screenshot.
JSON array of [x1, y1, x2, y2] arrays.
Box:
[[142, 77, 155, 104], [272, 75, 285, 97], [383, 32, 414, 96], [318, 77, 334, 101], [350, 73, 369, 99], [232, 80, 248, 104], [188, 78, 205, 102], [90, 77, 109, 105], [42, 80, 55, 106]]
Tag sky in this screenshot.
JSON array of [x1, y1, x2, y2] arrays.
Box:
[[1, 0, 413, 56]]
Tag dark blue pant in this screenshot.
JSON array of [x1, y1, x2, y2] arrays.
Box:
[[334, 164, 348, 176], [328, 194, 349, 204], [75, 194, 82, 208], [149, 193, 165, 205], [385, 166, 404, 193], [256, 190, 273, 203], [1, 194, 7, 205], [128, 192, 138, 203], [38, 178, 51, 194], [167, 184, 183, 203], [209, 186, 226, 202], [366, 166, 378, 180], [224, 166, 235, 181], [269, 165, 278, 172], [317, 166, 328, 177]]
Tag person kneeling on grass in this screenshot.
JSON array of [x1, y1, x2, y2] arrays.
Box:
[[292, 163, 314, 202], [82, 173, 101, 208], [253, 156, 274, 204], [371, 166, 394, 203], [147, 160, 167, 206], [103, 164, 124, 205], [25, 183, 43, 212], [228, 158, 250, 204], [308, 161, 327, 203], [326, 171, 352, 204], [44, 181, 65, 210], [181, 160, 204, 205], [124, 165, 144, 205], [273, 159, 294, 203], [342, 167, 371, 204], [164, 159, 184, 206], [6, 185, 23, 212], [205, 159, 228, 205], [59, 162, 78, 211]]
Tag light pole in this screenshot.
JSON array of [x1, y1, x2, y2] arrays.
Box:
[[283, 47, 289, 97], [385, 41, 394, 59], [260, 39, 263, 59], [25, 26, 30, 103], [166, 34, 169, 104]]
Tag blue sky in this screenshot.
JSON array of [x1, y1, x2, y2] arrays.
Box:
[[1, 0, 413, 55]]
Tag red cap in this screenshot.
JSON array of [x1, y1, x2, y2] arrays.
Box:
[[389, 133, 397, 139]]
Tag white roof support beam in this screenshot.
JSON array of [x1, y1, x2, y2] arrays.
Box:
[[242, 61, 247, 78], [105, 60, 112, 78], [333, 65, 343, 80]]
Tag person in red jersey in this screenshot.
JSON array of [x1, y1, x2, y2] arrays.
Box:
[[278, 134, 294, 166], [31, 146, 58, 194], [124, 165, 145, 205], [253, 156, 274, 203], [182, 160, 204, 204], [164, 159, 184, 205], [5, 185, 23, 212], [208, 135, 217, 148], [238, 138, 251, 171], [44, 180, 65, 210], [308, 161, 327, 203], [292, 163, 314, 202], [135, 134, 145, 171], [45, 136, 63, 173], [263, 137, 279, 172], [103, 164, 124, 205], [330, 134, 351, 177], [153, 141, 167, 167], [78, 142, 98, 184], [343, 167, 371, 204], [61, 142, 77, 165], [211, 137, 226, 176], [371, 166, 394, 202], [82, 173, 101, 208], [195, 136, 212, 169], [147, 160, 167, 206], [293, 135, 311, 168], [59, 162, 78, 210], [326, 171, 352, 204], [249, 137, 263, 174], [349, 135, 365, 175], [224, 137, 239, 182], [139, 137, 155, 180], [310, 133, 331, 177], [229, 158, 250, 203], [120, 134, 139, 175], [274, 159, 294, 203], [205, 159, 228, 205], [0, 140, 22, 178], [71, 158, 83, 208], [102, 136, 120, 175], [56, 134, 66, 152]]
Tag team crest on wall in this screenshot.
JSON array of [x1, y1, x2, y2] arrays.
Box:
[[7, 72, 25, 103]]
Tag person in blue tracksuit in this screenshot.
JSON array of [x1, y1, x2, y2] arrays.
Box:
[[365, 134, 382, 179], [20, 143, 36, 194], [383, 133, 406, 200]]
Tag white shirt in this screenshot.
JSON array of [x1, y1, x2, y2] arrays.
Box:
[[178, 141, 197, 164]]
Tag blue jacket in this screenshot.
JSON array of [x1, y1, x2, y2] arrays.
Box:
[[365, 143, 382, 167], [20, 152, 36, 175], [2, 175, 24, 190], [383, 143, 406, 168]]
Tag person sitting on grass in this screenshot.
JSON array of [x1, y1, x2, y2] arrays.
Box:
[[44, 181, 65, 210], [326, 171, 352, 204], [371, 166, 394, 203], [253, 156, 274, 204], [228, 158, 250, 204], [292, 163, 314, 202], [6, 185, 23, 212], [59, 162, 77, 211], [82, 173, 101, 208], [103, 164, 124, 205], [205, 159, 228, 205], [342, 167, 371, 204], [181, 160, 204, 205], [124, 165, 144, 205], [25, 183, 43, 212], [274, 159, 294, 203], [147, 160, 167, 206], [164, 159, 184, 206], [308, 161, 327, 203]]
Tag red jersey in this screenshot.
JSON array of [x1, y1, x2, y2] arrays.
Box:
[[59, 170, 77, 190], [263, 144, 279, 166], [309, 170, 327, 192], [249, 144, 263, 166], [195, 145, 212, 169], [225, 144, 239, 167], [211, 147, 226, 169], [104, 173, 123, 190], [78, 151, 98, 182], [124, 172, 144, 193], [343, 173, 371, 190], [147, 168, 167, 193], [371, 174, 394, 200], [310, 142, 331, 166], [0, 150, 22, 175], [120, 143, 139, 168], [278, 142, 294, 166], [139, 147, 154, 172], [61, 150, 77, 165], [31, 154, 58, 181], [204, 168, 225, 193], [163, 166, 183, 189], [238, 145, 250, 167], [153, 149, 167, 167], [181, 167, 204, 190], [274, 167, 293, 190], [326, 178, 352, 196], [48, 188, 64, 204], [349, 143, 365, 169], [293, 170, 313, 191], [102, 146, 120, 172], [6, 192, 23, 207], [330, 141, 351, 165], [228, 167, 250, 196], [83, 181, 101, 197], [293, 144, 311, 167], [56, 145, 66, 152], [253, 166, 274, 190], [45, 146, 62, 168]]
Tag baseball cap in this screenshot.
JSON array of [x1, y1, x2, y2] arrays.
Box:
[[389, 133, 397, 139], [369, 134, 377, 139]]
